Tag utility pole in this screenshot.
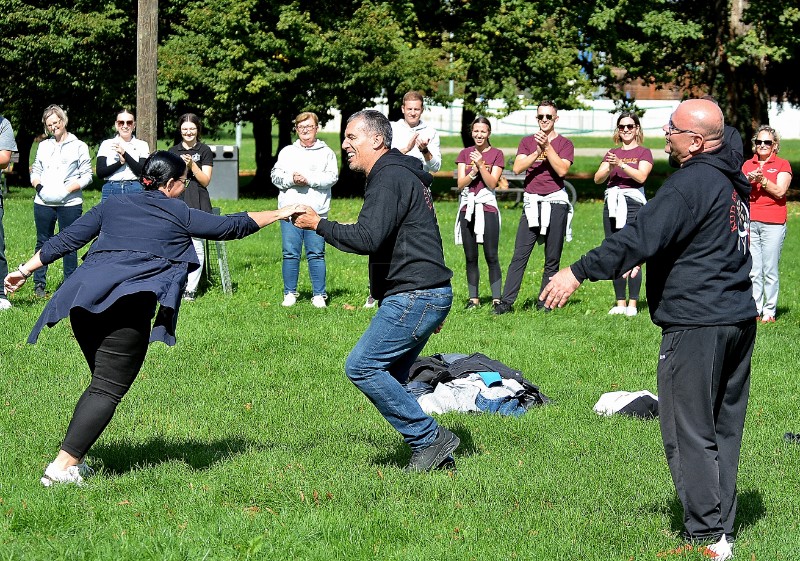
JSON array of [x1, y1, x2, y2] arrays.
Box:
[[137, 0, 158, 152]]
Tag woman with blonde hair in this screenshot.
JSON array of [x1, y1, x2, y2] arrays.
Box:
[[742, 125, 792, 323], [593, 111, 653, 316]]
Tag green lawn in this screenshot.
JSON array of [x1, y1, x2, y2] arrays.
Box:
[[1, 192, 798, 560]]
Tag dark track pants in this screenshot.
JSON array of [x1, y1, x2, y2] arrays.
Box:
[[657, 321, 756, 541], [62, 293, 157, 458], [500, 203, 569, 306]]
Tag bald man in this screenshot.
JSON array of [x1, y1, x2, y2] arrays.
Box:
[[541, 99, 755, 559]]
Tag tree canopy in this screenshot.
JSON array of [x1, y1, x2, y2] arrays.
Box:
[[1, 0, 799, 186]]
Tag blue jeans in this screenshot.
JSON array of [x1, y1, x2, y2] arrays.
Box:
[[749, 221, 786, 319], [280, 220, 326, 296], [33, 203, 83, 288], [345, 286, 452, 450], [101, 180, 143, 202]]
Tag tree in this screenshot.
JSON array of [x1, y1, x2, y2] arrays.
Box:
[[433, 0, 594, 146], [159, 0, 455, 195], [581, 0, 800, 153], [0, 0, 138, 185]]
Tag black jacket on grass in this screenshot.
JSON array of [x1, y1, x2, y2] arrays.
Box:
[[316, 148, 452, 300], [571, 145, 756, 331]]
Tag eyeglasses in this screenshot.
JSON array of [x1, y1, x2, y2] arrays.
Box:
[[296, 125, 318, 132], [116, 120, 134, 127], [179, 177, 190, 188], [618, 124, 636, 131], [537, 114, 555, 121], [754, 139, 774, 147], [666, 119, 700, 137], [46, 119, 62, 129]]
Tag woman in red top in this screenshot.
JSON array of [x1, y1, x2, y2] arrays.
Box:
[[741, 125, 792, 323]]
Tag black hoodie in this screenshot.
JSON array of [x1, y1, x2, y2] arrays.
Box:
[[571, 145, 756, 331], [316, 148, 452, 300]]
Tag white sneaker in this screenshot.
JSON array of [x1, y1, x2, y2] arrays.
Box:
[[75, 462, 95, 478], [0, 299, 11, 310], [364, 295, 377, 308], [705, 534, 733, 560], [608, 305, 626, 315], [625, 306, 638, 317], [282, 293, 297, 307], [40, 462, 89, 487], [311, 295, 327, 308]]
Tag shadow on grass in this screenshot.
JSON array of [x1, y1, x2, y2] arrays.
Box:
[[91, 436, 262, 475], [665, 488, 766, 538], [371, 422, 476, 469]]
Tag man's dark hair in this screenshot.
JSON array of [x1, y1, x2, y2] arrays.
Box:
[[348, 110, 393, 147], [539, 100, 558, 112]]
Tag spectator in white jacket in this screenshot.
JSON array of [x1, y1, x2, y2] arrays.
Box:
[[270, 112, 338, 308], [30, 105, 92, 297]]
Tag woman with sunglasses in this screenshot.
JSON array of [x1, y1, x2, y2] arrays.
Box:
[[270, 112, 337, 308], [742, 125, 792, 323], [5, 151, 296, 487], [168, 113, 214, 301], [593, 112, 653, 316], [455, 116, 505, 310], [96, 109, 151, 202]]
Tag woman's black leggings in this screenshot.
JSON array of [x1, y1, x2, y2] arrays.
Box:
[[61, 293, 157, 459], [460, 211, 502, 300]]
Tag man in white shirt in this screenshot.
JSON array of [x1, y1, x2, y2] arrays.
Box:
[[390, 91, 441, 173]]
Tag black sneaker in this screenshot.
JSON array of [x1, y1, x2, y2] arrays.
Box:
[[535, 300, 552, 313], [492, 301, 512, 315], [406, 428, 460, 472], [34, 285, 47, 299], [464, 300, 479, 310], [182, 291, 196, 302], [785, 432, 800, 443]]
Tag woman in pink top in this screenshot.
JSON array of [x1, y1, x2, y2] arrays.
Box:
[[455, 117, 505, 311], [742, 125, 792, 323], [593, 112, 653, 317]]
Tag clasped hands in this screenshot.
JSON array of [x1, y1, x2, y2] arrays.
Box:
[[285, 204, 321, 230]]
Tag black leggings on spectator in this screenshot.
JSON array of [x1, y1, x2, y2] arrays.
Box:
[[459, 211, 502, 300], [602, 200, 644, 300], [61, 293, 157, 459]]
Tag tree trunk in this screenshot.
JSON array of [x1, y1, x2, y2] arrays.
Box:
[[335, 106, 366, 198], [387, 89, 401, 122], [136, 0, 158, 152], [252, 112, 274, 190], [460, 65, 478, 148], [8, 134, 33, 188], [713, 0, 767, 158]]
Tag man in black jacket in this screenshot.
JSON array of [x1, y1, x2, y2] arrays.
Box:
[[541, 99, 755, 559], [293, 110, 459, 472]]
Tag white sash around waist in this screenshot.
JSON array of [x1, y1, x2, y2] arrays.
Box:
[[455, 188, 499, 245], [604, 186, 647, 229], [523, 189, 574, 242]]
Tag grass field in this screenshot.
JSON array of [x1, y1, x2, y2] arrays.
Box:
[[1, 190, 799, 560]]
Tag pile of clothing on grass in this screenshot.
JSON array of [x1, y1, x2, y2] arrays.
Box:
[[407, 353, 549, 417]]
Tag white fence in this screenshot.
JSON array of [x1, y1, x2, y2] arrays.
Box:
[[320, 99, 800, 139]]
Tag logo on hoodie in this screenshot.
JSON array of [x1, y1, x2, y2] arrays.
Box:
[[729, 190, 749, 254]]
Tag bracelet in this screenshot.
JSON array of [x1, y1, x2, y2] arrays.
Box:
[[761, 178, 768, 188], [620, 163, 628, 170], [468, 172, 478, 180], [18, 264, 32, 279]]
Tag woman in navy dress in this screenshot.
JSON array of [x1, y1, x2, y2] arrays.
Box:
[[5, 151, 295, 487]]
